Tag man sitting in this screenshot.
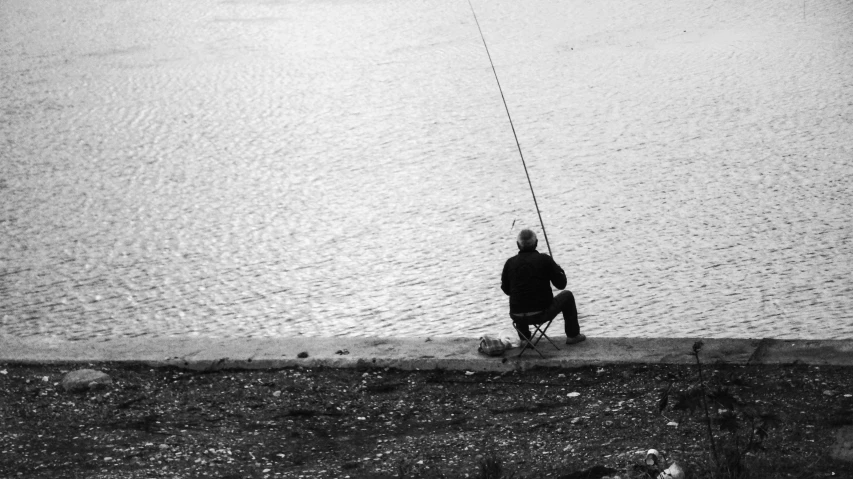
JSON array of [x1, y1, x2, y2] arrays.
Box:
[[501, 229, 586, 345]]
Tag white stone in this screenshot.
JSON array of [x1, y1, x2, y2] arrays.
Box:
[[658, 462, 686, 479], [60, 369, 112, 392]]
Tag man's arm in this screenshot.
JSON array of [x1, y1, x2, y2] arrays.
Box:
[[550, 258, 567, 290], [501, 260, 511, 296]]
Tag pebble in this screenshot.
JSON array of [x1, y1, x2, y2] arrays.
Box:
[[60, 369, 112, 392], [568, 392, 580, 397]]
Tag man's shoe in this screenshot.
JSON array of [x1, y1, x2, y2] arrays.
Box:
[[565, 334, 586, 345]]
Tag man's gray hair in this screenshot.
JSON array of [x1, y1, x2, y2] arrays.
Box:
[[517, 229, 538, 251]]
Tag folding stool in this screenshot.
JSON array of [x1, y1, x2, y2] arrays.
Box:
[[511, 312, 560, 358]]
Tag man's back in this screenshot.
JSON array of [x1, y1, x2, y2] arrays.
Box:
[[501, 250, 567, 314]]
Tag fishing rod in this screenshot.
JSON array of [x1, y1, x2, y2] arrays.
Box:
[[466, 0, 553, 259]]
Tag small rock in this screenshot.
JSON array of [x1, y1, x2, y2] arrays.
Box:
[[60, 369, 112, 393], [659, 462, 686, 479], [567, 392, 580, 397], [272, 390, 282, 397], [465, 371, 475, 376], [297, 352, 309, 359], [830, 426, 853, 462], [667, 421, 679, 427], [645, 449, 661, 466]]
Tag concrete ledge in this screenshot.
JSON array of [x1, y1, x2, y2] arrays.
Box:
[[1, 336, 851, 372]]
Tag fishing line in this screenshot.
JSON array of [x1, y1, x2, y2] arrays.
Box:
[[467, 0, 553, 258]]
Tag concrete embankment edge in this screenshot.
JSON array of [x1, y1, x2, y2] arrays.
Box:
[[1, 337, 851, 372]]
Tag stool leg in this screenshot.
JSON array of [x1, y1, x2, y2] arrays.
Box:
[[535, 322, 560, 350]]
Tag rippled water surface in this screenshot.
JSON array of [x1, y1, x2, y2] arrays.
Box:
[[2, 0, 852, 339]]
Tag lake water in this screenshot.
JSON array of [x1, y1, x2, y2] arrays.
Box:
[[2, 0, 852, 340]]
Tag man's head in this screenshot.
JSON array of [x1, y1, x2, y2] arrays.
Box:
[[516, 229, 538, 251]]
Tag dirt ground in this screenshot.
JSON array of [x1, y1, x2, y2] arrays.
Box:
[[1, 360, 852, 478]]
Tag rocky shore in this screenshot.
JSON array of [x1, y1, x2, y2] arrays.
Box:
[[2, 358, 852, 478]]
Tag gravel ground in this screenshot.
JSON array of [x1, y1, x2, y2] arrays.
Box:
[[1, 360, 852, 478]]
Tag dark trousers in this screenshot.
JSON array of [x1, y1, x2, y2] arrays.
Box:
[[510, 291, 580, 340]]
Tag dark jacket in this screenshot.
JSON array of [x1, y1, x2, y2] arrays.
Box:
[[501, 249, 567, 314]]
